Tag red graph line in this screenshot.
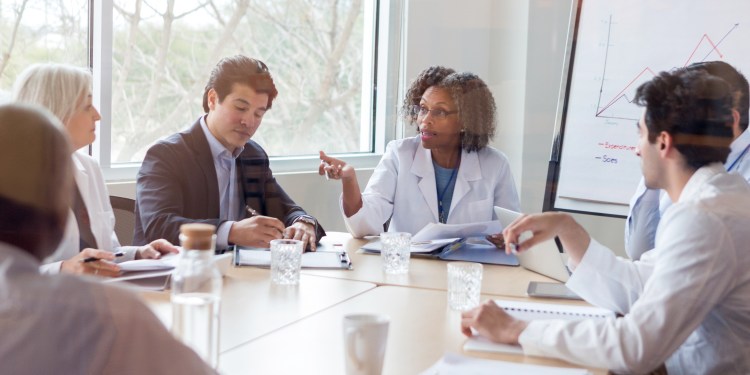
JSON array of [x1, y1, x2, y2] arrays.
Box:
[[596, 67, 656, 116], [597, 32, 727, 118], [683, 34, 723, 67]]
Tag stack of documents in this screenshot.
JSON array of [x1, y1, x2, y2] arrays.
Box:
[[360, 220, 519, 266], [103, 254, 179, 290]]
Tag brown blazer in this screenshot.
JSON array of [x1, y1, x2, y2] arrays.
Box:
[[134, 118, 325, 248]]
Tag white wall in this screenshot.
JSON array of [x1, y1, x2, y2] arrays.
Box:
[[109, 0, 627, 255]]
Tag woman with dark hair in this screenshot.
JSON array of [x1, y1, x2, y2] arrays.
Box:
[[319, 66, 520, 237]]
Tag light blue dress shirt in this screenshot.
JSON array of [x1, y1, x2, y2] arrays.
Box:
[[200, 117, 243, 249]]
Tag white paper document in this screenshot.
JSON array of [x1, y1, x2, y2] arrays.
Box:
[[118, 259, 175, 272], [411, 220, 502, 242], [421, 353, 591, 375], [464, 299, 615, 355], [360, 238, 461, 254]]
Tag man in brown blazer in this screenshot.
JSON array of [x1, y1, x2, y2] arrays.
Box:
[[134, 55, 324, 251]]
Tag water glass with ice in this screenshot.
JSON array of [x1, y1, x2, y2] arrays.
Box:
[[380, 232, 410, 274], [271, 239, 303, 285], [447, 262, 483, 311]]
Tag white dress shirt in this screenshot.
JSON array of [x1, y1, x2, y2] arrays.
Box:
[[519, 164, 750, 374], [0, 242, 216, 374], [624, 129, 750, 260], [343, 136, 520, 237], [41, 152, 138, 273]]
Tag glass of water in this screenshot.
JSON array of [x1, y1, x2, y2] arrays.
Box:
[[447, 262, 483, 311], [270, 239, 304, 285], [380, 232, 411, 274]]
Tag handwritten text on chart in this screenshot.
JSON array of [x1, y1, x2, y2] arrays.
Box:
[[594, 155, 618, 164], [598, 142, 636, 151]]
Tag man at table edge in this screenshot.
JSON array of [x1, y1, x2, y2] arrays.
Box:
[[134, 55, 325, 251], [462, 68, 750, 374]]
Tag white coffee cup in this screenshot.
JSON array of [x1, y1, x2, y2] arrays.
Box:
[[342, 314, 390, 375]]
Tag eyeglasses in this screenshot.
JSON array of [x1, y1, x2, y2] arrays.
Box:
[[411, 105, 458, 120]]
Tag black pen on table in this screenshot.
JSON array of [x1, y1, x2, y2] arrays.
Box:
[[82, 252, 124, 263]]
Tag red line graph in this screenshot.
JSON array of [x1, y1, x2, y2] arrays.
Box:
[[596, 67, 656, 116], [596, 24, 736, 119]]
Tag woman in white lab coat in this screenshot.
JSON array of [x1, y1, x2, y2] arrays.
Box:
[[319, 66, 520, 238], [12, 64, 177, 276]]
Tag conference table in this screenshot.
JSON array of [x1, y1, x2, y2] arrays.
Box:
[[304, 232, 562, 297], [141, 232, 608, 374]]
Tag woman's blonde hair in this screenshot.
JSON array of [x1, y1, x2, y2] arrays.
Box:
[[12, 63, 92, 124]]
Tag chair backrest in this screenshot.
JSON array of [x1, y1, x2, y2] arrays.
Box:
[[109, 196, 136, 246]]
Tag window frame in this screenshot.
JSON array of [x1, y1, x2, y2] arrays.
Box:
[[91, 0, 405, 181]]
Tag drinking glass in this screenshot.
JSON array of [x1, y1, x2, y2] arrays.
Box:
[[270, 239, 303, 285], [380, 232, 410, 274], [447, 262, 483, 311]]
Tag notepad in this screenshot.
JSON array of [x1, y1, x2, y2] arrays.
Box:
[[234, 247, 353, 270], [464, 299, 615, 355], [421, 352, 591, 375]]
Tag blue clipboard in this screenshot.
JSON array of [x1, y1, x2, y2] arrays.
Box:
[[436, 238, 519, 266]]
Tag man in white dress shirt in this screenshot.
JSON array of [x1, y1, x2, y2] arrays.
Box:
[[461, 69, 750, 374], [625, 61, 750, 260], [0, 104, 215, 374]]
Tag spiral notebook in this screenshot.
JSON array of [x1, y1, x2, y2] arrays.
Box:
[[464, 299, 615, 355]]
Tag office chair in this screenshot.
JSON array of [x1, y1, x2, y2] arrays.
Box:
[[109, 196, 136, 246]]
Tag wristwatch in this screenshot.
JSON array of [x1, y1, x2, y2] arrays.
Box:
[[293, 215, 317, 232]]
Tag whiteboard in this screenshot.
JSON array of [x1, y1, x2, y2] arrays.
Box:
[[546, 0, 750, 217]]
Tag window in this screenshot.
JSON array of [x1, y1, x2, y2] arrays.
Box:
[[0, 0, 89, 101], [2, 0, 402, 180], [95, 0, 401, 180]]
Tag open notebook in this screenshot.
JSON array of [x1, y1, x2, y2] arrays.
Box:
[[464, 299, 615, 355]]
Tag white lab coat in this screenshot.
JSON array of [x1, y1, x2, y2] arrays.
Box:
[[519, 164, 750, 374], [343, 136, 520, 237], [40, 152, 137, 273], [624, 128, 750, 260]]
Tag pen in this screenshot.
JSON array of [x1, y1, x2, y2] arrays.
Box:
[[441, 238, 466, 256], [339, 252, 353, 269], [321, 160, 330, 180], [508, 242, 518, 255], [246, 205, 259, 217], [82, 252, 124, 263]]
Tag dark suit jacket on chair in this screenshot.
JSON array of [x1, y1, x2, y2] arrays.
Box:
[[134, 118, 325, 248]]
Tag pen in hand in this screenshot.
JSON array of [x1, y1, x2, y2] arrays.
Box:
[[246, 205, 259, 217], [82, 252, 124, 263]]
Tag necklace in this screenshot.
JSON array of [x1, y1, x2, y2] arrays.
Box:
[[437, 166, 458, 224]]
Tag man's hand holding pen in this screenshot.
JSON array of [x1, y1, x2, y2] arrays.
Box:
[[231, 205, 317, 251]]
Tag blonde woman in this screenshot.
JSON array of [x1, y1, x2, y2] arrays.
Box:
[[12, 63, 177, 276]]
